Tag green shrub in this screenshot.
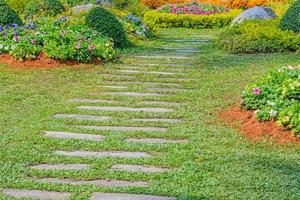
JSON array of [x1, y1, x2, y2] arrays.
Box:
[[6, 0, 31, 14], [24, 0, 65, 19], [113, 0, 129, 9], [86, 6, 127, 47], [143, 9, 241, 29], [0, 0, 23, 26], [242, 66, 300, 136], [217, 20, 300, 54], [279, 0, 300, 32]]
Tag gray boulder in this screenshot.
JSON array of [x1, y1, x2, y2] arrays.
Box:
[[232, 6, 277, 24], [71, 4, 95, 14]]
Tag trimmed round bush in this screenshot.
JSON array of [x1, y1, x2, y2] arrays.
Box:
[[24, 0, 65, 19], [0, 0, 23, 26], [279, 0, 300, 32], [86, 7, 127, 48]]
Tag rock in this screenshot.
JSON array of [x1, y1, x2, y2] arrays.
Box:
[[232, 6, 277, 24]]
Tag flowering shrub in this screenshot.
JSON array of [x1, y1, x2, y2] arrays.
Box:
[[158, 2, 229, 15], [144, 9, 240, 28], [0, 23, 115, 62], [217, 20, 300, 53], [242, 66, 300, 136]]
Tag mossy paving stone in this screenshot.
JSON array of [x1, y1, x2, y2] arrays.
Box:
[[2, 189, 71, 200], [77, 106, 174, 113], [30, 164, 90, 170], [43, 131, 106, 141], [91, 193, 176, 200]]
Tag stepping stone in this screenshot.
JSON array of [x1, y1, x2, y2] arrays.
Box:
[[35, 178, 148, 187], [98, 86, 128, 89], [78, 106, 173, 113], [91, 193, 176, 200], [111, 164, 169, 173], [111, 81, 181, 87], [54, 150, 150, 158], [147, 88, 189, 92], [119, 66, 191, 73], [142, 101, 181, 106], [2, 189, 71, 200], [134, 55, 189, 59], [100, 92, 169, 97], [43, 131, 105, 141], [166, 39, 209, 43], [76, 125, 168, 133], [125, 138, 188, 144], [69, 98, 115, 103], [30, 164, 90, 170], [116, 70, 176, 75], [137, 64, 193, 67], [54, 114, 112, 121], [99, 74, 134, 79], [131, 118, 181, 123]]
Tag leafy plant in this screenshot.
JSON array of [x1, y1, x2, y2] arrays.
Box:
[[242, 66, 300, 136], [86, 6, 127, 47], [279, 0, 300, 32]]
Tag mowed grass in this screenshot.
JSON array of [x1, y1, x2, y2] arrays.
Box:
[[0, 28, 299, 200]]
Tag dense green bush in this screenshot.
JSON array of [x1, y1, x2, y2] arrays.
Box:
[[24, 0, 65, 19], [113, 0, 129, 9], [0, 0, 23, 26], [217, 20, 300, 54], [6, 0, 31, 14], [143, 9, 241, 29], [242, 66, 300, 136], [86, 6, 127, 47], [279, 0, 300, 32]]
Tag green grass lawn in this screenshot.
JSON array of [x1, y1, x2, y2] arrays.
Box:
[[0, 28, 299, 200]]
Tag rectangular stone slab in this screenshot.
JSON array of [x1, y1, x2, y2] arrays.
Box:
[[2, 189, 71, 200], [110, 81, 181, 87], [125, 138, 188, 144], [54, 114, 112, 121], [30, 164, 90, 170], [100, 92, 168, 97], [69, 98, 115, 103], [76, 125, 168, 133], [35, 178, 148, 187], [116, 70, 176, 75], [111, 164, 169, 173], [91, 193, 176, 200], [131, 118, 181, 123], [77, 106, 173, 113], [134, 55, 189, 59], [43, 131, 105, 141], [54, 150, 151, 158]]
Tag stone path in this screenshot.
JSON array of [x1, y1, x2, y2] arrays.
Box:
[[3, 37, 208, 199]]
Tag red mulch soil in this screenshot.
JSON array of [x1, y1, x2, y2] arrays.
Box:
[[0, 54, 100, 69], [219, 106, 300, 144]]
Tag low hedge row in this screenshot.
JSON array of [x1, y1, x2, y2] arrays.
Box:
[[144, 9, 241, 29], [217, 20, 300, 54]]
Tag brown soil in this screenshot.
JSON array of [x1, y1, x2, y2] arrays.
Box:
[[219, 106, 300, 144], [0, 53, 101, 69]]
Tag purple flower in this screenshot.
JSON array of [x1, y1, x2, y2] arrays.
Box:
[[2, 32, 6, 37]]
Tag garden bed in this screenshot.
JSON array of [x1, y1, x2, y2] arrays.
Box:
[[0, 53, 100, 68], [220, 106, 300, 144]]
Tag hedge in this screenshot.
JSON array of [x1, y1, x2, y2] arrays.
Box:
[[144, 9, 241, 29]]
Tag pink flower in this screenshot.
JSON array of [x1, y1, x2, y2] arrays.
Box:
[[252, 88, 262, 95], [13, 35, 20, 42], [88, 45, 96, 51], [31, 39, 36, 45], [75, 44, 81, 49]]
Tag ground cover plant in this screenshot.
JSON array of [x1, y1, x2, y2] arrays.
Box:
[[217, 19, 300, 53], [158, 1, 229, 15], [241, 66, 300, 136]]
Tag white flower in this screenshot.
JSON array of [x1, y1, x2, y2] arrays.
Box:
[[269, 110, 278, 117], [0, 44, 3, 49], [267, 101, 275, 107], [254, 110, 260, 115]]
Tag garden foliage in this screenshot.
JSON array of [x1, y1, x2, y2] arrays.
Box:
[[144, 9, 240, 28], [0, 0, 23, 26], [0, 23, 115, 62], [279, 0, 300, 33], [86, 6, 127, 47], [217, 20, 300, 53], [242, 66, 300, 136], [24, 0, 65, 19]]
